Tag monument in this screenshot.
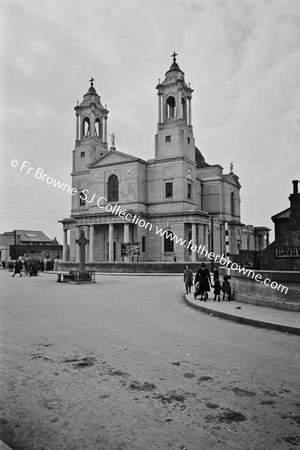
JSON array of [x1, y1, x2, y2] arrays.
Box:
[[57, 229, 95, 283]]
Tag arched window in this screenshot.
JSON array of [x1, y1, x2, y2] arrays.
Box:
[[231, 192, 235, 216], [107, 174, 119, 202], [82, 117, 90, 138], [166, 96, 176, 119], [95, 118, 102, 139], [164, 230, 174, 253]]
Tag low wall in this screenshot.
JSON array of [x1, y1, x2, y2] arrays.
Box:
[[225, 269, 300, 312], [56, 261, 204, 274]]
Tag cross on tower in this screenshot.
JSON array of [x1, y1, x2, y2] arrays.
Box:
[[171, 51, 178, 62], [89, 77, 95, 86]]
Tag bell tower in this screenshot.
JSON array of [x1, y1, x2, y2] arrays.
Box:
[[155, 53, 195, 162], [73, 78, 109, 173]]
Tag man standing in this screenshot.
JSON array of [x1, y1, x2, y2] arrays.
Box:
[[12, 260, 22, 277]]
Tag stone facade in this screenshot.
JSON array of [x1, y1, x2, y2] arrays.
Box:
[[60, 57, 268, 263]]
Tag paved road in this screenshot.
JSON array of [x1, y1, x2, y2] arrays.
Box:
[[0, 272, 299, 450]]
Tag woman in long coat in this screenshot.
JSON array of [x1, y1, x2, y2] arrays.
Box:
[[183, 265, 193, 294], [194, 262, 211, 301]]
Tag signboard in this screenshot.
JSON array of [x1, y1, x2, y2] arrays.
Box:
[[275, 247, 300, 258], [121, 243, 140, 257]]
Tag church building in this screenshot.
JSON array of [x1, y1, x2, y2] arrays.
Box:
[[59, 54, 268, 263]]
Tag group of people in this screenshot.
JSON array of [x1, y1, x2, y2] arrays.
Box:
[[7, 258, 55, 277], [183, 263, 231, 301]]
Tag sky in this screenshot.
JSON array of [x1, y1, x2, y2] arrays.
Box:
[[1, 0, 300, 244]]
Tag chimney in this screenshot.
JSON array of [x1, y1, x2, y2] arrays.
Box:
[[289, 180, 300, 231], [292, 179, 299, 194]]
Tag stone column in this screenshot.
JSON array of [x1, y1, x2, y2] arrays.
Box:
[[108, 224, 114, 262], [191, 223, 197, 262], [104, 117, 107, 143], [76, 114, 80, 141], [63, 229, 68, 261], [124, 223, 130, 244], [204, 224, 209, 256], [90, 114, 95, 138], [75, 227, 80, 262], [89, 225, 95, 262], [85, 226, 89, 260], [197, 224, 204, 250], [176, 93, 180, 118], [158, 94, 162, 123], [79, 116, 83, 140], [188, 97, 192, 126], [123, 223, 130, 262], [163, 97, 166, 123]]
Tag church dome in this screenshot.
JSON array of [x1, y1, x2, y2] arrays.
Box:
[[84, 78, 100, 98], [85, 85, 98, 96], [168, 61, 180, 71], [84, 85, 100, 98], [165, 52, 184, 76], [195, 147, 210, 168]]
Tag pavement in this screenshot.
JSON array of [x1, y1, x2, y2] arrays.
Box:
[[185, 292, 300, 335], [51, 270, 300, 335], [1, 270, 300, 449]]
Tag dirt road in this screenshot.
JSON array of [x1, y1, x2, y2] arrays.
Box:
[[0, 272, 299, 449]]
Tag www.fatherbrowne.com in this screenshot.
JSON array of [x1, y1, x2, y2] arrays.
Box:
[[13, 160, 288, 295], [157, 230, 288, 294]]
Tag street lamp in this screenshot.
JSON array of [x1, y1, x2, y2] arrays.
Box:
[[210, 216, 214, 273]]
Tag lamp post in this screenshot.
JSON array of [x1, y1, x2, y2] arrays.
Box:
[[210, 216, 214, 273]]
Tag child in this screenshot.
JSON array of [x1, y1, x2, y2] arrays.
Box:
[[213, 278, 221, 301], [183, 265, 193, 294], [222, 275, 231, 301]]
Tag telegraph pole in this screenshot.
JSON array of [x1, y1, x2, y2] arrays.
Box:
[[210, 216, 214, 273]]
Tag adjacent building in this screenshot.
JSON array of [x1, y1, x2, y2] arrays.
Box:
[[260, 180, 300, 271], [60, 55, 269, 263], [0, 230, 63, 261]]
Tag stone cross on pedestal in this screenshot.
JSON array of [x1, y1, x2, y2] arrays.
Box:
[[76, 229, 89, 273]]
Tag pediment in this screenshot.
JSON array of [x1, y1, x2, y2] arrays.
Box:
[[223, 173, 241, 188], [88, 150, 144, 168]]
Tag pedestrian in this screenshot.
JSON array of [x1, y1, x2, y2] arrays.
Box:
[[183, 265, 193, 294], [222, 275, 231, 301], [12, 260, 22, 277], [213, 278, 221, 301], [1, 261, 5, 269], [213, 268, 219, 282], [194, 262, 211, 301]]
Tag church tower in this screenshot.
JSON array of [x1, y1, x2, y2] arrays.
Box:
[[155, 53, 195, 163], [73, 78, 109, 173]]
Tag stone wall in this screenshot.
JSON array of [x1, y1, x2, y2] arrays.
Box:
[[227, 269, 300, 312], [56, 261, 203, 274]]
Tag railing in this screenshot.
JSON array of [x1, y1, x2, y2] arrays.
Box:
[[57, 270, 96, 283]]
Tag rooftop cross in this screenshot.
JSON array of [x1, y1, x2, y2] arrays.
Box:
[[89, 77, 95, 86], [171, 51, 178, 62]]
